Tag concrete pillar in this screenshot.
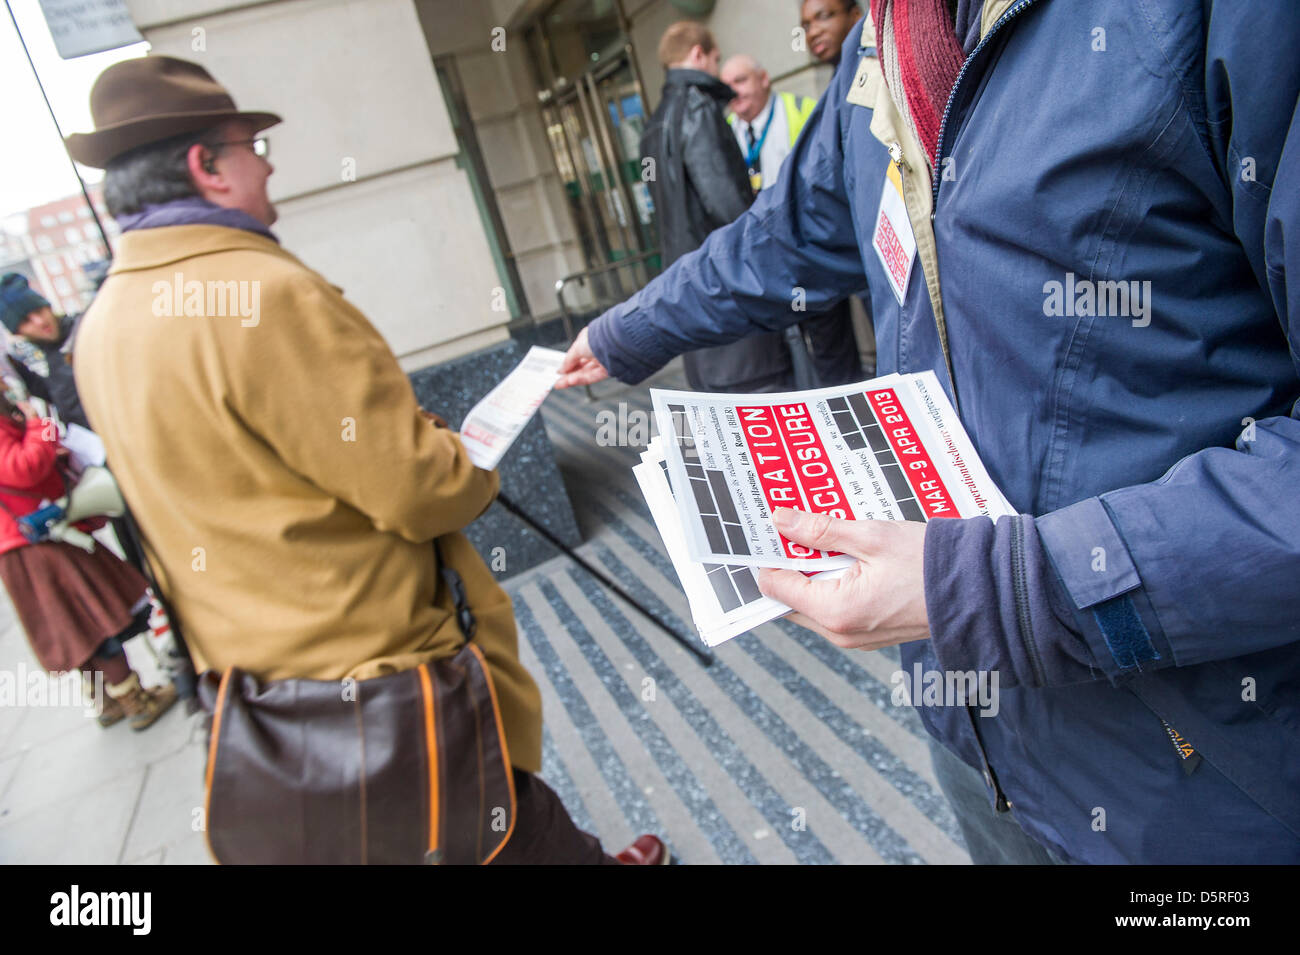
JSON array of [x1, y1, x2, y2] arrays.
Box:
[[124, 0, 511, 369]]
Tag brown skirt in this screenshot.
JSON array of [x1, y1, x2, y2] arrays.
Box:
[[0, 540, 149, 673]]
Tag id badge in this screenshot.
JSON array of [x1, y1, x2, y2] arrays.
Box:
[[872, 162, 917, 304]]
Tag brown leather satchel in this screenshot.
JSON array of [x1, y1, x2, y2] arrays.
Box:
[[196, 542, 516, 865]]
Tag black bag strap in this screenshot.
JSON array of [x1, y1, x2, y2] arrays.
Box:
[[0, 486, 41, 522], [0, 463, 68, 504], [0, 470, 69, 528], [0, 484, 49, 499], [117, 504, 199, 702], [434, 537, 476, 640]]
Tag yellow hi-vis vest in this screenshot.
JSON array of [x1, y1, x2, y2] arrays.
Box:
[[728, 91, 818, 190]]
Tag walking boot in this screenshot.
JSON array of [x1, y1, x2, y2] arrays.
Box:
[[105, 672, 178, 731], [84, 673, 125, 728]]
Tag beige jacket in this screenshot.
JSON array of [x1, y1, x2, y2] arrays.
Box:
[[75, 225, 542, 772]]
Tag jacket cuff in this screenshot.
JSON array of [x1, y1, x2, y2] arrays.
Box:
[[587, 300, 674, 385], [923, 514, 1099, 689], [1035, 498, 1172, 681]]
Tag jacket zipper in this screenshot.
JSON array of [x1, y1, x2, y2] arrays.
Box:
[[1010, 516, 1046, 686], [931, 0, 1042, 210]]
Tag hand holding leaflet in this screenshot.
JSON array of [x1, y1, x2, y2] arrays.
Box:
[[756, 508, 930, 651], [637, 371, 1015, 645], [650, 371, 1013, 571]]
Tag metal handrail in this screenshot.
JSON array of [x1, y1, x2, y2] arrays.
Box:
[[553, 250, 661, 400], [553, 249, 660, 337]]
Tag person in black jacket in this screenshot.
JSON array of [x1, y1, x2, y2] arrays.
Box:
[[644, 22, 794, 393]]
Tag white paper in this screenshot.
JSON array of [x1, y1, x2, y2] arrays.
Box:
[[459, 346, 566, 470], [62, 423, 106, 470], [873, 167, 917, 304], [650, 371, 1014, 571], [634, 437, 846, 647], [37, 0, 143, 59]]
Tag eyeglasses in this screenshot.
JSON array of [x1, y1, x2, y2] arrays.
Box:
[[208, 136, 270, 159]]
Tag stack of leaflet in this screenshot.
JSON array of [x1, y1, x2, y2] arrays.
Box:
[[633, 371, 1015, 646]]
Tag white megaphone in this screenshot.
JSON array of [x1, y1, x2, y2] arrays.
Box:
[[20, 466, 126, 554], [64, 466, 126, 522]]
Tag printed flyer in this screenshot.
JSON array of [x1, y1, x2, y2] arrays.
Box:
[[637, 372, 1016, 642]]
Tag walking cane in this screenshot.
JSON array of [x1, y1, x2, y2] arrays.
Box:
[[496, 492, 714, 667]]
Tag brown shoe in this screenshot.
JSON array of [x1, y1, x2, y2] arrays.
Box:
[[106, 673, 179, 731], [84, 674, 125, 728], [96, 693, 126, 728], [615, 834, 671, 865]]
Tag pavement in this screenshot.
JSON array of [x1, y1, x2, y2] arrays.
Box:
[[0, 360, 971, 865]]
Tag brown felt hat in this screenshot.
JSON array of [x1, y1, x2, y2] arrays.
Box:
[[65, 55, 281, 169]]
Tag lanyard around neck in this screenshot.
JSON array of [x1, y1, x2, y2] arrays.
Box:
[[743, 99, 777, 167]]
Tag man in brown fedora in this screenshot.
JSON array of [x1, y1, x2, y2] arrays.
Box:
[[70, 55, 667, 866]]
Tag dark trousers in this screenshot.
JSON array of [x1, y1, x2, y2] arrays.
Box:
[[795, 299, 864, 387], [490, 770, 622, 865], [928, 735, 1068, 865]]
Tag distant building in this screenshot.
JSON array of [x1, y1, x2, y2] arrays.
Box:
[[0, 229, 31, 279], [19, 188, 116, 317]]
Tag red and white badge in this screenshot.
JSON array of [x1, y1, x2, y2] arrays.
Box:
[[872, 163, 917, 305]]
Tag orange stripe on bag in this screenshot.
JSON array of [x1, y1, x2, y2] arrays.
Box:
[[416, 664, 440, 859], [203, 668, 233, 865], [468, 643, 517, 864]]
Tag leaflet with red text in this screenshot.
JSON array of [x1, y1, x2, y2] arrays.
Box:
[[650, 371, 1014, 571], [459, 346, 566, 470], [634, 436, 846, 645]]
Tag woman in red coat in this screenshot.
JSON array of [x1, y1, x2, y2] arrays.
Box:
[[0, 394, 175, 729]]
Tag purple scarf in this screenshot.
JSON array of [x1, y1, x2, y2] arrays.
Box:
[[116, 197, 278, 243]]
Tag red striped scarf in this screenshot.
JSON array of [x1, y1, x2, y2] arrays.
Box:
[[870, 0, 966, 170]]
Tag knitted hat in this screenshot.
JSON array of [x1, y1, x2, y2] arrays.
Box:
[[0, 273, 51, 334]]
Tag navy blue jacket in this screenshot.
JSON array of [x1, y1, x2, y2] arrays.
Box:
[[587, 0, 1300, 863]]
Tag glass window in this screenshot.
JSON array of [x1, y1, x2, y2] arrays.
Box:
[[54, 277, 71, 295], [40, 215, 56, 228], [64, 227, 80, 244], [83, 224, 97, 240], [46, 258, 62, 274], [36, 236, 53, 253], [58, 210, 74, 223]]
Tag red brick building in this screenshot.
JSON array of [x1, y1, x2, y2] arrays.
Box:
[[20, 188, 117, 317]]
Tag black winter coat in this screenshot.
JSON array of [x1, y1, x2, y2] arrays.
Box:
[[641, 70, 792, 391]]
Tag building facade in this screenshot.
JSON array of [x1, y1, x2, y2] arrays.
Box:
[[15, 188, 115, 318], [111, 0, 836, 368]]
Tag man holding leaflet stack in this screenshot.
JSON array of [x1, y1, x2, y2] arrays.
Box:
[[559, 1, 1300, 864]]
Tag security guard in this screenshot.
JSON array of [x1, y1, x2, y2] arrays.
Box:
[[722, 55, 862, 388]]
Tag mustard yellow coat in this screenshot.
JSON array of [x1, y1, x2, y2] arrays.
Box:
[[75, 225, 542, 772]]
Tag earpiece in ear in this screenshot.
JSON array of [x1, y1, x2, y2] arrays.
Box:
[[202, 157, 217, 174]]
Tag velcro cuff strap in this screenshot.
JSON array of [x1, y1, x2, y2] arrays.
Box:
[[1091, 594, 1160, 669], [1035, 497, 1141, 609]]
